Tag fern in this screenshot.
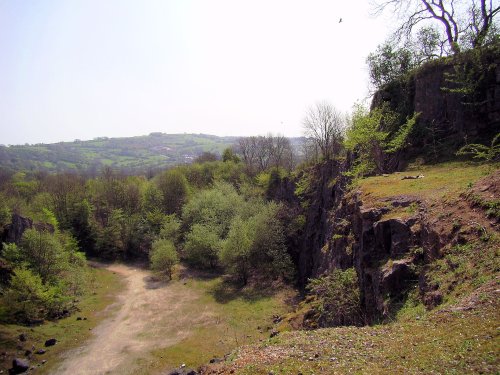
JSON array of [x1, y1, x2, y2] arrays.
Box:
[[456, 133, 500, 161]]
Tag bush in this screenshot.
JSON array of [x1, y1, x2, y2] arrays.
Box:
[[182, 182, 243, 238], [2, 268, 68, 323], [307, 268, 363, 327], [184, 224, 221, 269], [157, 169, 189, 215], [220, 217, 252, 284], [159, 214, 181, 244], [18, 229, 69, 283], [150, 239, 178, 279]]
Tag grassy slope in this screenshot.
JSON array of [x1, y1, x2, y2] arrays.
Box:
[[0, 266, 123, 374], [203, 162, 500, 374]]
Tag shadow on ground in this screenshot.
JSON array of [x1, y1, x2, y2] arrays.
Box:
[[209, 277, 277, 304]]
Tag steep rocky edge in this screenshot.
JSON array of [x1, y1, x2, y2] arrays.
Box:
[[201, 163, 499, 374], [291, 159, 499, 322], [373, 44, 500, 171]]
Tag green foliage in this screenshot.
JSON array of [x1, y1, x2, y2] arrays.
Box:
[[220, 201, 294, 283], [222, 147, 240, 163], [184, 224, 222, 269], [182, 182, 243, 238], [384, 112, 419, 153], [157, 169, 189, 215], [95, 208, 126, 259], [307, 268, 363, 327], [3, 267, 52, 322], [143, 183, 163, 213], [220, 217, 253, 284], [150, 238, 178, 279], [18, 229, 69, 283], [159, 214, 181, 243], [0, 197, 11, 227], [41, 207, 59, 230], [456, 133, 500, 161], [2, 242, 23, 264], [345, 104, 418, 176], [442, 45, 500, 107], [249, 202, 294, 281], [367, 41, 417, 90]]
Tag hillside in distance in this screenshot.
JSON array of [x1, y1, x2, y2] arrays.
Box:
[[0, 133, 242, 174]]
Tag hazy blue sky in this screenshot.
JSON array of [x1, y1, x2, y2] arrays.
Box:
[[0, 0, 390, 145]]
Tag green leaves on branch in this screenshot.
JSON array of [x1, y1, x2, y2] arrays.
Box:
[[150, 239, 178, 279], [344, 104, 419, 176], [307, 268, 363, 327], [456, 133, 500, 161]]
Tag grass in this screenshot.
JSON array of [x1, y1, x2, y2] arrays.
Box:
[[203, 161, 500, 374], [359, 161, 498, 204], [0, 266, 123, 374], [138, 275, 294, 373], [226, 298, 498, 375]]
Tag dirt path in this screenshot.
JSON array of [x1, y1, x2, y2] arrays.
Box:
[[54, 264, 209, 375]]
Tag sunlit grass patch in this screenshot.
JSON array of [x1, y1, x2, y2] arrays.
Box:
[[358, 162, 498, 203]]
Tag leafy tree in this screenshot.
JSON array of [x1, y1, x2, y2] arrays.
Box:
[[150, 239, 178, 279], [157, 169, 189, 215], [249, 202, 294, 281], [366, 41, 417, 89], [182, 182, 243, 238], [220, 217, 252, 284], [3, 268, 51, 322], [159, 214, 181, 244], [18, 229, 69, 283], [95, 209, 126, 259], [184, 224, 221, 269], [143, 183, 163, 213], [345, 104, 418, 175]]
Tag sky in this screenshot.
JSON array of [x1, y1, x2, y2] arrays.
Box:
[[0, 0, 392, 145]]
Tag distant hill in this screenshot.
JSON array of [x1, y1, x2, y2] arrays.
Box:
[[0, 133, 239, 174], [0, 133, 306, 175]]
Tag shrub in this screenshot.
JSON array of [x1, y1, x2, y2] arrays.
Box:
[[182, 182, 243, 238], [157, 169, 189, 215], [307, 268, 363, 327], [150, 239, 178, 279], [184, 224, 221, 269], [159, 214, 181, 244], [456, 133, 500, 161], [2, 268, 68, 322], [220, 217, 252, 284]]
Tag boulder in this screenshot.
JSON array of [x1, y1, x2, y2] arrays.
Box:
[[10, 358, 29, 374], [44, 338, 57, 347]]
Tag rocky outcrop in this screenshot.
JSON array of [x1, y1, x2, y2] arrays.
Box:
[[372, 45, 500, 170], [297, 170, 447, 322], [2, 213, 55, 245]]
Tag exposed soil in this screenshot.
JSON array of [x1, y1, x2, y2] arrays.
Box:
[[54, 263, 209, 375]]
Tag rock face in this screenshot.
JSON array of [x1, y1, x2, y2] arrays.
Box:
[[3, 214, 33, 244], [372, 46, 500, 170], [290, 159, 449, 322], [2, 213, 55, 245]]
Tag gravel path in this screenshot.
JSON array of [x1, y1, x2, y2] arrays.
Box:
[[54, 263, 204, 375]]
